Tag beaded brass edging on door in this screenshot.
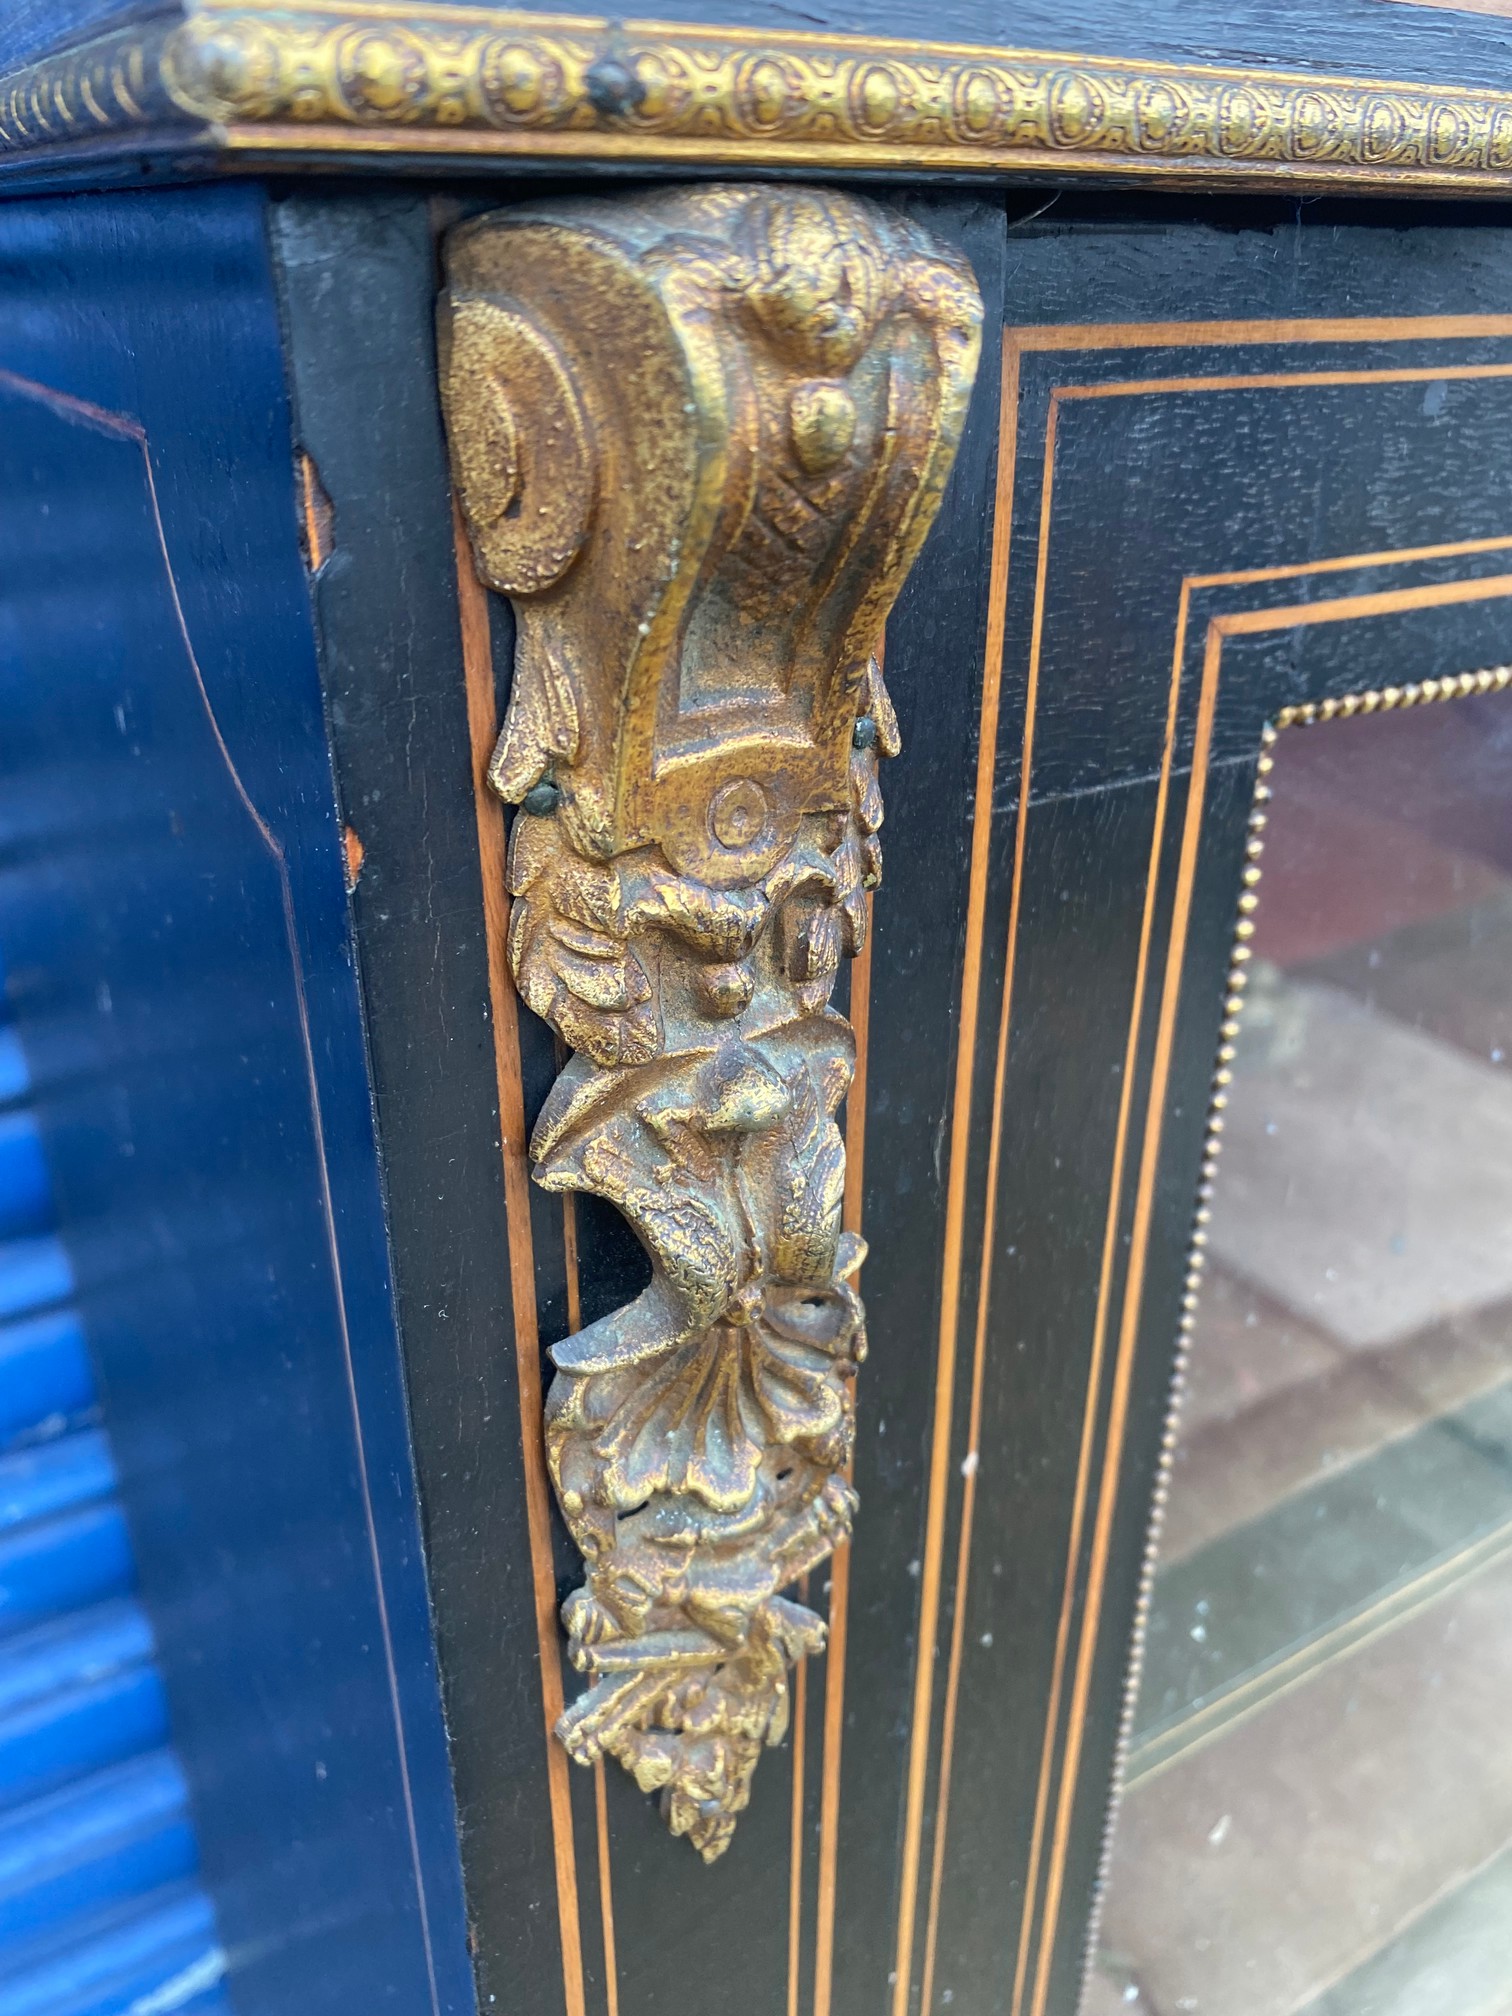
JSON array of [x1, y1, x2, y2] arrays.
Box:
[[1083, 656, 1512, 1996], [6, 0, 1512, 192], [439, 184, 980, 1857]]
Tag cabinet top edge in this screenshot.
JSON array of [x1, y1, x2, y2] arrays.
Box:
[[4, 0, 1512, 198]]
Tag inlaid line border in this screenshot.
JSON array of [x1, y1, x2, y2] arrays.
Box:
[[876, 311, 1512, 2016], [455, 505, 590, 2016], [456, 301, 1512, 2016], [1025, 559, 1512, 2016]]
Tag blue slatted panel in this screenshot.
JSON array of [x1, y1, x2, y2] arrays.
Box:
[[0, 1014, 228, 2016]]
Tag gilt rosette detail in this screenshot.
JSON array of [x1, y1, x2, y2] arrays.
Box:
[[440, 184, 980, 1858]]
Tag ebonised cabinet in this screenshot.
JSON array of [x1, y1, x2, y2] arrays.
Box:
[[3, 6, 1512, 2013]]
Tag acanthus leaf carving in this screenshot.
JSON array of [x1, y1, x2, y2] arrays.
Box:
[[440, 182, 980, 1860]]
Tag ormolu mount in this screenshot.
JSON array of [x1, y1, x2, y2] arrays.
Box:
[[441, 184, 980, 1858]]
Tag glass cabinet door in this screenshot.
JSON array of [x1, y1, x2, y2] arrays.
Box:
[[1091, 688, 1512, 2016]]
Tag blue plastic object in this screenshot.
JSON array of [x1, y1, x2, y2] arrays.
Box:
[[0, 185, 469, 2014], [0, 1021, 226, 2015]]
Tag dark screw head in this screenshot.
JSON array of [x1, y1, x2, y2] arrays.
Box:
[[585, 57, 646, 117], [522, 780, 563, 816], [852, 715, 878, 750]]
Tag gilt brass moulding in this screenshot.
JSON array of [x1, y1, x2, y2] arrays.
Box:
[[8, 5, 1512, 193], [440, 185, 980, 1857]]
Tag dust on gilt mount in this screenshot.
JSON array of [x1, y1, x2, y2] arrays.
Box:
[[440, 184, 980, 1859]]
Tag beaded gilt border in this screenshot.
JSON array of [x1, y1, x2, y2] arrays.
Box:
[[5, 1, 1512, 190], [1082, 658, 1512, 2002]]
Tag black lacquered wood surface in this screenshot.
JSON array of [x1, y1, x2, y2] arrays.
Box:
[[929, 197, 1512, 2016], [274, 181, 1512, 2016]]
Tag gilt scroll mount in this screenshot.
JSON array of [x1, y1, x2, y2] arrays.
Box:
[[441, 185, 980, 1860]]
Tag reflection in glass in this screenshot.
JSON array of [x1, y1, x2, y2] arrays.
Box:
[[1088, 689, 1512, 2016]]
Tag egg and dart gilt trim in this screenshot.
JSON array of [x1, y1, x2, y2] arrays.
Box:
[[5, 2, 1512, 191]]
